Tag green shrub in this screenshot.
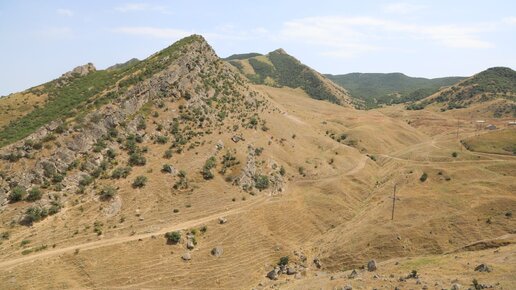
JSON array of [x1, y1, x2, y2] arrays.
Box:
[[22, 206, 48, 225], [278, 256, 289, 266], [132, 176, 148, 188], [254, 175, 269, 190], [111, 166, 132, 179], [162, 164, 174, 173], [8, 186, 26, 203], [0, 231, 9, 240], [279, 166, 286, 176], [128, 152, 146, 166], [163, 149, 173, 159], [156, 135, 168, 144], [79, 175, 94, 186], [202, 156, 217, 180], [26, 187, 43, 202], [420, 172, 428, 182], [99, 186, 117, 200], [452, 152, 458, 158], [165, 231, 181, 244]]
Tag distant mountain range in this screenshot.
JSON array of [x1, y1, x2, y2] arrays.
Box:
[[325, 73, 465, 109], [409, 67, 516, 117]]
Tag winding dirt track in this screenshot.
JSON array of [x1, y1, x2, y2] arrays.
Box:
[[0, 196, 268, 270], [1, 132, 511, 271]]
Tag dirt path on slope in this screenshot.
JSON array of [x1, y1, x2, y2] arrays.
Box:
[[0, 196, 268, 270]]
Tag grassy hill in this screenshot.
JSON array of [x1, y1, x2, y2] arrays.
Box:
[[326, 72, 465, 109], [407, 67, 516, 116], [0, 35, 514, 290], [226, 49, 353, 106], [461, 129, 516, 155], [0, 36, 199, 148]]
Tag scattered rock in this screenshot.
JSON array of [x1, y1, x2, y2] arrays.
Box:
[[218, 217, 227, 224], [339, 285, 352, 290], [286, 267, 297, 275], [182, 252, 191, 261], [451, 283, 461, 290], [186, 240, 195, 250], [367, 260, 377, 271], [313, 257, 322, 269], [348, 269, 358, 279], [267, 269, 278, 280], [474, 264, 492, 272], [211, 246, 223, 257]]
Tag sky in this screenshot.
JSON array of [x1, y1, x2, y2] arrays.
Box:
[[0, 0, 515, 96]]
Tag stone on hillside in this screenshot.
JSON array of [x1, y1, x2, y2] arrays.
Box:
[[339, 285, 352, 290], [186, 240, 195, 250], [218, 217, 227, 224], [367, 260, 377, 271], [451, 283, 461, 290], [474, 263, 491, 272], [313, 257, 322, 269], [286, 267, 297, 275], [211, 246, 223, 257], [267, 269, 278, 280], [348, 269, 358, 279], [182, 252, 191, 261]]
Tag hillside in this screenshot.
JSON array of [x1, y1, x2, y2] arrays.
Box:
[[225, 49, 354, 106], [0, 36, 515, 290], [326, 72, 465, 109], [407, 67, 516, 117], [461, 128, 516, 155]]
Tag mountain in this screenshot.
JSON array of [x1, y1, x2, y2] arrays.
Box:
[[326, 72, 465, 109], [407, 67, 516, 117], [0, 35, 515, 289], [106, 58, 140, 71], [225, 49, 354, 106]]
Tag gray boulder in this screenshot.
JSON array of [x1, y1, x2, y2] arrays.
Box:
[[474, 263, 491, 272], [186, 240, 195, 250], [181, 252, 191, 261], [211, 246, 223, 257], [348, 269, 358, 279], [367, 259, 377, 271], [267, 269, 278, 280]]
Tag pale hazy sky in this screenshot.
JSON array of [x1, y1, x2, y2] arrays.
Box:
[[1, 0, 515, 96]]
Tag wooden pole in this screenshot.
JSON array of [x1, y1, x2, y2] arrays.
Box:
[[391, 184, 397, 220]]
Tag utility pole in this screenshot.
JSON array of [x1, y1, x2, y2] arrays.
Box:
[[456, 118, 460, 139], [390, 183, 400, 220]]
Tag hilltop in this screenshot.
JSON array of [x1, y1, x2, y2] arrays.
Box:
[[326, 72, 465, 109], [406, 67, 516, 117], [0, 35, 514, 290], [225, 49, 354, 106]]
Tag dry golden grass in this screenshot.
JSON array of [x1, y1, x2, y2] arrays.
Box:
[[0, 89, 48, 128], [462, 128, 516, 155], [0, 85, 514, 289]]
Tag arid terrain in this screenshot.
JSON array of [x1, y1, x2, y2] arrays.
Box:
[[0, 35, 514, 290]]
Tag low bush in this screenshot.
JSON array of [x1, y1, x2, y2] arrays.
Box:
[[132, 176, 148, 188]]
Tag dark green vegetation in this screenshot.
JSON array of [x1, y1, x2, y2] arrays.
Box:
[[106, 58, 140, 71], [224, 53, 262, 61], [227, 49, 350, 105], [326, 73, 465, 109], [165, 231, 181, 244], [0, 35, 202, 148], [407, 67, 516, 114]]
